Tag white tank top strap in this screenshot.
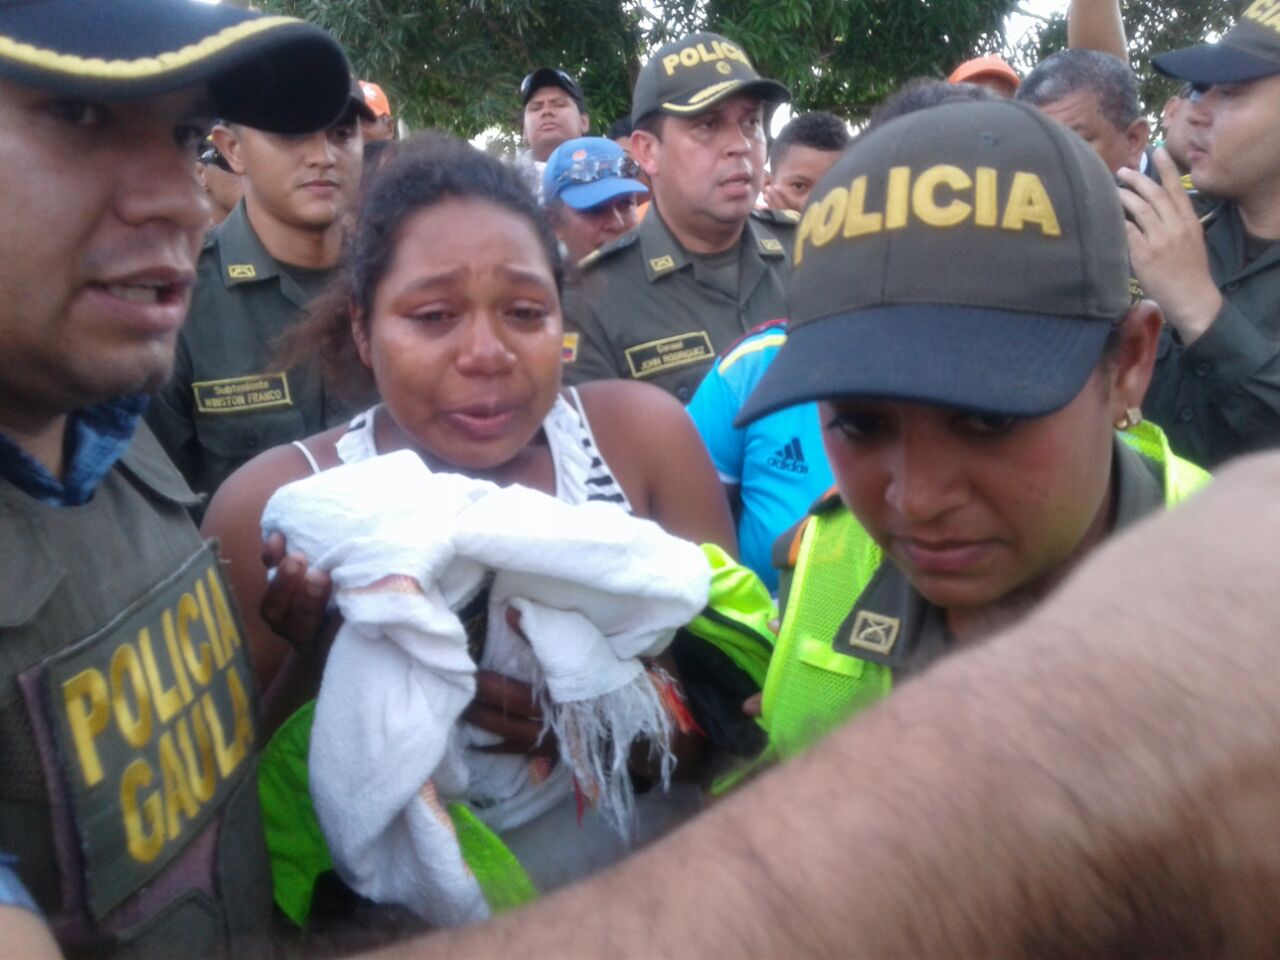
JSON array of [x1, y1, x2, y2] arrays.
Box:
[[331, 398, 632, 513], [335, 405, 381, 465], [290, 440, 322, 475], [548, 387, 632, 512]]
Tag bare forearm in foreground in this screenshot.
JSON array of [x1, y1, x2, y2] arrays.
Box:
[[370, 453, 1280, 958]]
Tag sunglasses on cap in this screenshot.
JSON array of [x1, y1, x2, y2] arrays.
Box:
[[198, 146, 234, 174], [521, 68, 577, 100], [556, 153, 641, 189]]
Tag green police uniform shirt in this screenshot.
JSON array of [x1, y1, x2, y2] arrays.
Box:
[[564, 204, 797, 403], [1142, 201, 1280, 468], [145, 202, 358, 515]]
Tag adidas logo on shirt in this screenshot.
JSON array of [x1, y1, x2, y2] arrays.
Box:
[[768, 437, 809, 474]]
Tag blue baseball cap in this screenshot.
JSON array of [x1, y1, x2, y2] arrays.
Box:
[[543, 137, 649, 210]]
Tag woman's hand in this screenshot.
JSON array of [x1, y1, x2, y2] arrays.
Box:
[[463, 669, 557, 757], [259, 531, 333, 649]]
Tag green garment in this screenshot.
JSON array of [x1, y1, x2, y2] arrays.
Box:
[[564, 204, 797, 403], [687, 423, 1211, 770], [258, 701, 537, 927], [145, 201, 359, 515], [1144, 201, 1280, 467], [0, 425, 273, 958]]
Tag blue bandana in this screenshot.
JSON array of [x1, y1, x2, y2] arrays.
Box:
[[0, 395, 148, 506]]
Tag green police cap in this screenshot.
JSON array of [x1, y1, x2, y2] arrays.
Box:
[[0, 0, 352, 135], [631, 31, 790, 125], [1153, 0, 1280, 86], [737, 99, 1131, 426]]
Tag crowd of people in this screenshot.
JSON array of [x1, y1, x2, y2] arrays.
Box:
[[2, 0, 1280, 956]]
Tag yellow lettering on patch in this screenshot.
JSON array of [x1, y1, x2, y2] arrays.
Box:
[[1002, 171, 1061, 235], [177, 592, 213, 687], [160, 610, 194, 705], [974, 166, 999, 226], [120, 758, 163, 863], [63, 668, 110, 787], [195, 579, 229, 670], [812, 186, 848, 248], [203, 665, 253, 780], [663, 38, 750, 76], [794, 164, 1064, 263], [205, 568, 243, 653], [912, 164, 972, 227], [138, 627, 184, 725], [884, 166, 911, 230], [178, 711, 218, 804], [1244, 0, 1280, 32], [843, 175, 883, 239], [157, 730, 199, 840], [109, 644, 152, 748]]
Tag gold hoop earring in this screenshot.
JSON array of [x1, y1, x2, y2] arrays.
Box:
[[1115, 406, 1143, 431]]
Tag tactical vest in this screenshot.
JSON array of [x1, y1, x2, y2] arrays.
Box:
[[0, 425, 272, 958], [760, 422, 1210, 760]]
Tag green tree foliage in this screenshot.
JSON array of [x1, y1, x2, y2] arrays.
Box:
[[1010, 0, 1246, 129], [260, 0, 1020, 135], [260, 0, 1247, 138]]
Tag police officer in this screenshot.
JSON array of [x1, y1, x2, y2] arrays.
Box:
[[564, 32, 796, 403], [146, 82, 372, 514], [1119, 2, 1280, 467], [687, 99, 1206, 769], [0, 2, 352, 956]]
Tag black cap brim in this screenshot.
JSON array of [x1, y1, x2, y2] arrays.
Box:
[[0, 1, 352, 134], [735, 305, 1112, 427], [1153, 41, 1280, 86]]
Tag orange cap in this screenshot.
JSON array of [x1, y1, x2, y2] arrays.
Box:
[[359, 80, 392, 118], [948, 55, 1020, 93]]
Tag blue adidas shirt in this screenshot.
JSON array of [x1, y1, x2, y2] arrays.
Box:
[[688, 322, 833, 594]]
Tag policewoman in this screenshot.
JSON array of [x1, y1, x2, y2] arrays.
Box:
[[0, 2, 352, 955], [700, 99, 1209, 765]]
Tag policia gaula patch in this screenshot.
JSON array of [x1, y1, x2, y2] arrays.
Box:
[[21, 544, 257, 920]]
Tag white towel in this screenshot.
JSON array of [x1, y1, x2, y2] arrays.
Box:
[[260, 450, 710, 926]]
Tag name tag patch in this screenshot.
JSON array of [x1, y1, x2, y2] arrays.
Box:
[[193, 372, 292, 414], [624, 332, 714, 379], [30, 544, 257, 919]]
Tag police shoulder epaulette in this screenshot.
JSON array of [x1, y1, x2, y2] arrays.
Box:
[[809, 484, 843, 515], [751, 207, 801, 226], [578, 231, 639, 270], [770, 486, 842, 572]]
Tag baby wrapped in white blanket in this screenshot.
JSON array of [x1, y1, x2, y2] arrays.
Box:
[[261, 450, 710, 927]]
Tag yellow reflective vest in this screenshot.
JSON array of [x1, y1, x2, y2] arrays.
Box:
[[693, 423, 1210, 772]]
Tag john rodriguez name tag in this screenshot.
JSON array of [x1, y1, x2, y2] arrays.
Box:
[[193, 372, 292, 414], [35, 544, 257, 919], [624, 332, 714, 379]]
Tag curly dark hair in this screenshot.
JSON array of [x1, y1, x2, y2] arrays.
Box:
[[278, 133, 565, 402]]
